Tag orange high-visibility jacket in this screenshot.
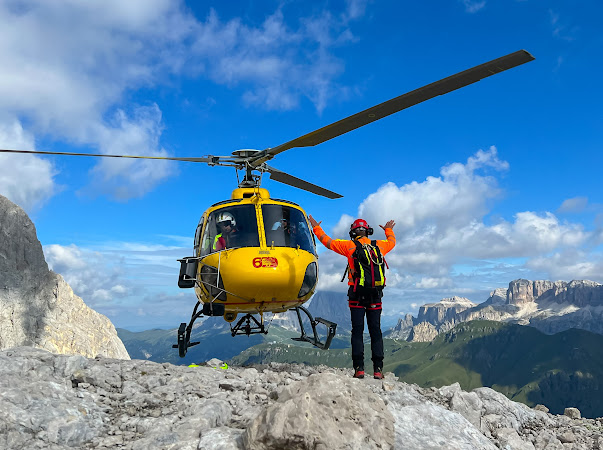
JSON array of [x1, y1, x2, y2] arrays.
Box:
[[312, 225, 396, 285]]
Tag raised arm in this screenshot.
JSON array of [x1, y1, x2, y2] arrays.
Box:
[[309, 215, 353, 256], [378, 220, 396, 255]]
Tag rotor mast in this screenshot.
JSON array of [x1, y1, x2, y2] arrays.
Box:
[[232, 149, 263, 188]]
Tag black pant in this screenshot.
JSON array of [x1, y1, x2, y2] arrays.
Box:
[[349, 291, 384, 372]]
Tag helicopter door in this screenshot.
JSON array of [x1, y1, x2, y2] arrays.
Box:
[[194, 214, 205, 254], [262, 205, 316, 254], [200, 205, 260, 256]]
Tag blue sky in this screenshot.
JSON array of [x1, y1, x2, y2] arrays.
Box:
[[1, 0, 601, 330]]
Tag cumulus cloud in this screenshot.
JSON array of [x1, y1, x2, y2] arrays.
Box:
[[43, 238, 223, 328], [0, 1, 365, 202], [318, 147, 603, 309], [336, 146, 507, 236], [83, 106, 176, 200], [44, 238, 188, 311], [0, 119, 57, 212], [44, 244, 132, 307], [527, 249, 603, 281]]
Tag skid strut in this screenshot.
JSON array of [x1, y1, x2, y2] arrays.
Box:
[[292, 306, 337, 350], [173, 300, 227, 357], [172, 301, 203, 357]]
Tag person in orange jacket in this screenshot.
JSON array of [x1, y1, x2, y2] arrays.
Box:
[[309, 215, 396, 379]]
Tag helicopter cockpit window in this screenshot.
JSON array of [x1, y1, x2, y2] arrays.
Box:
[[262, 205, 315, 254], [200, 205, 259, 256]]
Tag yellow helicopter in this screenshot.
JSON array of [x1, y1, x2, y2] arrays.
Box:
[[0, 50, 534, 356]]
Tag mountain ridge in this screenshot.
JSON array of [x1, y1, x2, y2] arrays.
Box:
[[388, 278, 603, 342]]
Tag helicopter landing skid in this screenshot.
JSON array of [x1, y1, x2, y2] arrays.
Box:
[[173, 299, 224, 358], [230, 314, 269, 337], [291, 306, 337, 350], [173, 322, 200, 358]]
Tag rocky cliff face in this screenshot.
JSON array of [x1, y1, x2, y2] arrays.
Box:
[[391, 279, 603, 342], [389, 313, 414, 340], [0, 194, 129, 359], [407, 321, 438, 342], [417, 296, 477, 325], [388, 297, 476, 341], [2, 347, 602, 450], [508, 279, 603, 308]]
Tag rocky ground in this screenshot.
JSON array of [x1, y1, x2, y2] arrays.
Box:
[[1, 347, 602, 449]]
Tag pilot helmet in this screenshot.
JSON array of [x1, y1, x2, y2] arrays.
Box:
[[217, 212, 236, 228]]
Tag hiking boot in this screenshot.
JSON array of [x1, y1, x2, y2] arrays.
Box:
[[353, 369, 365, 379], [373, 371, 383, 380]]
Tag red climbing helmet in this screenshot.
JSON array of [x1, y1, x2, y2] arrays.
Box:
[[349, 218, 373, 238]]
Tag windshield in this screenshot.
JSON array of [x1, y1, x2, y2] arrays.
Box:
[[262, 204, 315, 254], [200, 205, 260, 256]]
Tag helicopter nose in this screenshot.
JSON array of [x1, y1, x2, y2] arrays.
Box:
[[213, 248, 317, 303]]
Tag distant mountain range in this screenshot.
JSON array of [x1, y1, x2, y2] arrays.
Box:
[[388, 279, 603, 342], [117, 290, 352, 365], [119, 278, 603, 365]]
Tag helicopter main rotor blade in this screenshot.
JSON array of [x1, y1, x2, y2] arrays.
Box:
[[0, 148, 215, 163], [251, 50, 534, 166], [264, 165, 342, 199]]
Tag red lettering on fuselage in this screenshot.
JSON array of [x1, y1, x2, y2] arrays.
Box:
[[252, 257, 278, 268]]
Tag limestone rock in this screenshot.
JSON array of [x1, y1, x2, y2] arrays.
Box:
[[417, 296, 477, 325], [507, 279, 603, 308], [0, 194, 129, 359], [243, 372, 395, 450], [388, 313, 414, 340], [484, 288, 507, 306], [407, 321, 438, 342], [564, 407, 581, 419], [3, 348, 603, 450], [534, 404, 549, 413]]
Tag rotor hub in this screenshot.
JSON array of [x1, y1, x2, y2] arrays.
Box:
[[232, 149, 261, 159]]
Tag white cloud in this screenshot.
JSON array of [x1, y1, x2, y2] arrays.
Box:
[[0, 1, 365, 201], [549, 9, 576, 42], [527, 250, 603, 281], [44, 244, 132, 306], [0, 119, 57, 212], [351, 146, 506, 233], [83, 106, 176, 200], [193, 8, 359, 113], [43, 238, 188, 307], [416, 277, 454, 289], [317, 147, 603, 306]]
